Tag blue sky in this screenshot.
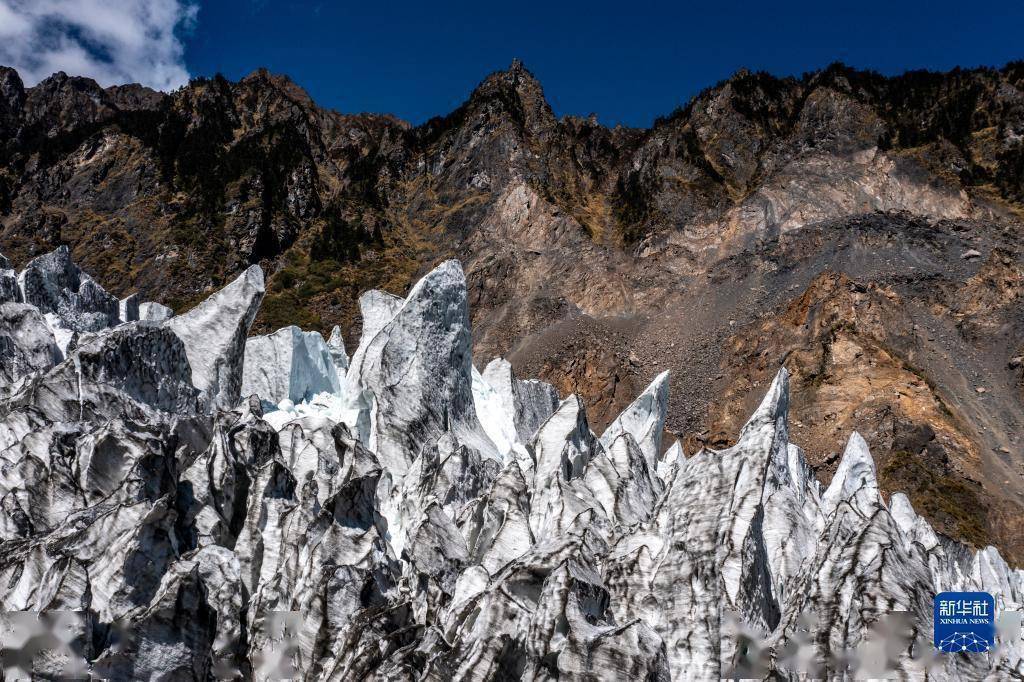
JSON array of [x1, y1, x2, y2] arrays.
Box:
[[2, 0, 1023, 128]]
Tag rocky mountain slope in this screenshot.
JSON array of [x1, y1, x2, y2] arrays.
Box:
[[0, 250, 1021, 679], [0, 60, 1022, 563]]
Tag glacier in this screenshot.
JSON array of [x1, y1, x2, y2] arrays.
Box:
[[0, 247, 1021, 680], [242, 325, 342, 406]]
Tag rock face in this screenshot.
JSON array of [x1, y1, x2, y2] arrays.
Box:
[[0, 251, 1021, 679]]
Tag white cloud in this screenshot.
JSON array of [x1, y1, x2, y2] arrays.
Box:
[[0, 0, 198, 91]]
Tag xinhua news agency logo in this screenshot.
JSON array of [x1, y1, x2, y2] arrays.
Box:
[[933, 591, 995, 653]]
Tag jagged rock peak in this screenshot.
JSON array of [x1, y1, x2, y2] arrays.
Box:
[[476, 58, 546, 98], [458, 58, 556, 133], [240, 67, 315, 104]]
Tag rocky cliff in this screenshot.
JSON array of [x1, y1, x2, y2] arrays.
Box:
[[0, 60, 1023, 564]]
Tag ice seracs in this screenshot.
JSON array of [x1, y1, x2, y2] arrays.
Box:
[[118, 293, 140, 323], [480, 357, 560, 449], [821, 431, 882, 519], [17, 245, 119, 332], [0, 303, 61, 387], [0, 247, 1021, 679], [0, 253, 20, 304], [471, 363, 522, 459], [599, 369, 669, 471], [241, 325, 341, 405], [138, 301, 173, 321], [344, 260, 498, 477], [166, 265, 265, 410], [327, 324, 348, 377]]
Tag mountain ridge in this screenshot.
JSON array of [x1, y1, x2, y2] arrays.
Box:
[[0, 59, 1022, 563]]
